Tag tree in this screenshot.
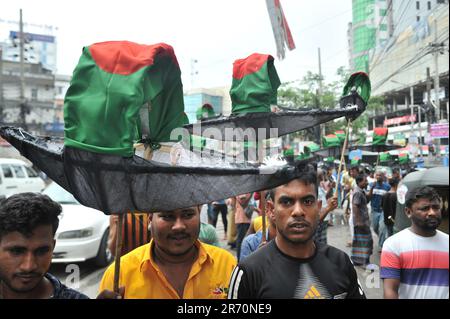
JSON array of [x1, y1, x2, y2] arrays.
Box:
[[278, 66, 385, 145]]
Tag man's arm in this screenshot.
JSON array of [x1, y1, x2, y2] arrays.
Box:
[[319, 197, 338, 222], [227, 265, 253, 299], [383, 278, 400, 299], [107, 215, 118, 257]]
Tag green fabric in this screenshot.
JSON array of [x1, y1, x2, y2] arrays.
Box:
[[230, 54, 280, 114], [322, 134, 340, 148], [64, 43, 188, 157], [325, 156, 335, 163], [283, 148, 294, 157], [351, 159, 361, 165], [307, 142, 320, 152], [342, 72, 371, 103], [335, 130, 346, 143], [199, 222, 220, 247], [398, 153, 409, 164], [373, 127, 388, 146], [379, 152, 391, 163], [196, 104, 216, 120]]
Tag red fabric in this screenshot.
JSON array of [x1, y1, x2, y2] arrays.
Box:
[[374, 127, 388, 137], [381, 251, 449, 269], [89, 41, 178, 75], [232, 53, 272, 80]]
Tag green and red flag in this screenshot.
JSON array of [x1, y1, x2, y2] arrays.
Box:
[[335, 130, 346, 144], [373, 127, 388, 146], [307, 142, 320, 152], [230, 53, 280, 114], [351, 158, 361, 165], [379, 152, 392, 163], [342, 72, 371, 104], [64, 41, 188, 157], [322, 134, 340, 148], [398, 152, 410, 164], [196, 103, 216, 121]]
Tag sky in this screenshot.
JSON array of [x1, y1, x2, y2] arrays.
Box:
[[1, 0, 352, 90]]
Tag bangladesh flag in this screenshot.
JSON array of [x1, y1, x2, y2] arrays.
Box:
[[322, 134, 340, 148], [64, 41, 188, 157], [307, 142, 320, 152], [398, 152, 410, 164], [335, 130, 345, 144], [351, 158, 361, 165], [379, 152, 391, 163], [342, 72, 371, 104], [230, 53, 280, 114], [196, 103, 216, 121], [373, 127, 388, 146]]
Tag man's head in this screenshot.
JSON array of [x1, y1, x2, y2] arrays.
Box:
[[350, 165, 360, 178], [355, 173, 368, 189], [267, 170, 321, 245], [0, 193, 61, 294], [375, 171, 384, 183], [392, 168, 401, 179], [405, 186, 442, 233], [388, 177, 400, 190], [149, 206, 201, 257]]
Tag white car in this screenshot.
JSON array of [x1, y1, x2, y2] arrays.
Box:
[[0, 158, 45, 198], [42, 182, 113, 267]]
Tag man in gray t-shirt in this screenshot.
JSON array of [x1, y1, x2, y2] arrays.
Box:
[[351, 174, 373, 266]]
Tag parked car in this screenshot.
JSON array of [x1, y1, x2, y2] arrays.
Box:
[[42, 182, 113, 267], [0, 158, 45, 198]]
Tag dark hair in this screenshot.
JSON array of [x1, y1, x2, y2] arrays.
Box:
[[350, 165, 360, 171], [405, 186, 441, 209], [389, 177, 400, 188], [268, 167, 318, 201], [355, 173, 367, 185], [0, 193, 62, 239]]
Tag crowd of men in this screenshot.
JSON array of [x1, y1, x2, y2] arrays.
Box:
[[0, 163, 448, 299]]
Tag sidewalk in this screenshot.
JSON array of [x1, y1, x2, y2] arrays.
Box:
[[213, 208, 383, 299]]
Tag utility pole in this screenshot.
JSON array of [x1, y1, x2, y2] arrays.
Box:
[[432, 19, 440, 122], [0, 47, 4, 124], [19, 9, 28, 130], [318, 48, 326, 141]]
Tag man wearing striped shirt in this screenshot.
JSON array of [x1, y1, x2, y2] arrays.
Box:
[[381, 186, 449, 299]]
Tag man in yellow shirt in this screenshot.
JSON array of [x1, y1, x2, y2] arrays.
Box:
[[98, 206, 236, 299]]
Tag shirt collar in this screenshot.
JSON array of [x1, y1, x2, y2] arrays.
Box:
[[139, 239, 213, 273]]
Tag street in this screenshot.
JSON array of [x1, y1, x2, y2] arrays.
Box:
[[51, 208, 383, 299]]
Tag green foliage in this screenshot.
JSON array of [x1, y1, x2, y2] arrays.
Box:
[[277, 66, 384, 144]]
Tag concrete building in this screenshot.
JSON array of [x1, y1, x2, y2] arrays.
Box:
[[366, 2, 449, 156], [183, 86, 231, 123], [0, 18, 58, 73], [0, 59, 55, 136], [350, 0, 390, 72]]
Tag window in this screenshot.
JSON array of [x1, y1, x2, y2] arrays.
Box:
[[1, 165, 13, 178], [428, 1, 431, 9], [416, 1, 420, 9], [12, 165, 25, 178], [31, 88, 38, 101], [416, 16, 421, 21], [24, 166, 39, 178]]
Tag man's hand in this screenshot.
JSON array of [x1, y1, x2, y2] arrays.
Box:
[[327, 197, 338, 212], [97, 287, 125, 299]]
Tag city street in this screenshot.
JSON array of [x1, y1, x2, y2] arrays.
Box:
[[51, 208, 383, 299]]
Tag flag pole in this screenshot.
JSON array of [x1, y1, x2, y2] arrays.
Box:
[[113, 213, 125, 293], [334, 119, 352, 199]]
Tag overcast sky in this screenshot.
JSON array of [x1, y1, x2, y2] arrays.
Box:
[[2, 0, 352, 90]]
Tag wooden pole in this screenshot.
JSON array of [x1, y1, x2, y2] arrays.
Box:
[[334, 120, 352, 198], [113, 213, 125, 293], [260, 192, 267, 243]]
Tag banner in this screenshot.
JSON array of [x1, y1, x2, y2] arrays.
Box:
[[430, 123, 449, 138], [384, 115, 416, 126]]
